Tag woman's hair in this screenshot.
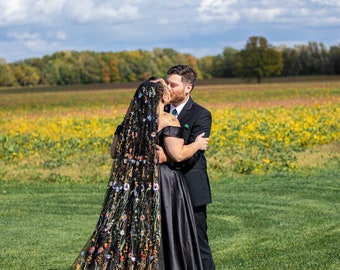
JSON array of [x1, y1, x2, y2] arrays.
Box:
[[74, 80, 164, 268], [103, 80, 163, 266], [115, 78, 166, 163], [148, 77, 167, 102]]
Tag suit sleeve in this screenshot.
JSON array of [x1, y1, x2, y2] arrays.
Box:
[[183, 108, 212, 169]]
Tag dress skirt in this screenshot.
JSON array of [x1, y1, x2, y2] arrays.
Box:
[[158, 163, 203, 270]]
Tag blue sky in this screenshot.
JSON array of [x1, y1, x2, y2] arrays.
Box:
[[1, 0, 339, 63]]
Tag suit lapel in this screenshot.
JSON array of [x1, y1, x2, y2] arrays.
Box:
[[177, 97, 193, 123], [177, 98, 193, 143]]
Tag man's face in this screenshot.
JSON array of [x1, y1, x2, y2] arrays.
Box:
[[166, 74, 191, 107]]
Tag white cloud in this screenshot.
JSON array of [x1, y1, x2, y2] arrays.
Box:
[[311, 0, 340, 6], [5, 30, 67, 56], [245, 8, 282, 21], [56, 31, 67, 40], [1, 0, 339, 27], [0, 0, 339, 62], [0, 0, 67, 26], [0, 0, 141, 26], [196, 0, 340, 26], [7, 31, 41, 40], [25, 39, 51, 52], [197, 0, 240, 23], [0, 0, 29, 25]]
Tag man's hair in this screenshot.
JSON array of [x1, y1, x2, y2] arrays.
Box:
[[167, 65, 197, 90]]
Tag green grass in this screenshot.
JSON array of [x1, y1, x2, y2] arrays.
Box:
[[210, 167, 339, 269], [1, 78, 339, 269], [1, 164, 339, 269]]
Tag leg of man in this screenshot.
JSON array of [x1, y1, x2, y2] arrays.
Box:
[[194, 205, 215, 270]]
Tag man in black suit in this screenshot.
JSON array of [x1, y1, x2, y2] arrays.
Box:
[[160, 65, 215, 270]]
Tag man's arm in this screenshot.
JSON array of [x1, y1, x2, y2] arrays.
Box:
[[183, 109, 212, 167]]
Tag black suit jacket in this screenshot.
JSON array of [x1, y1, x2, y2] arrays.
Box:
[[166, 97, 212, 207]]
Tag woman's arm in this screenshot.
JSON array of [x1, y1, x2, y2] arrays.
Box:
[[163, 132, 208, 162], [110, 134, 119, 158], [110, 124, 123, 158], [157, 114, 208, 163]]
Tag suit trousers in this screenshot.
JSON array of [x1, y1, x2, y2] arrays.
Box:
[[194, 205, 215, 270]]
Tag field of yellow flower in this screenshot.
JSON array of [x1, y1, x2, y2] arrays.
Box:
[[1, 78, 339, 180], [209, 104, 339, 174]]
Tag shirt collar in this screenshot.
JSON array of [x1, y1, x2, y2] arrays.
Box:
[[170, 97, 189, 116]]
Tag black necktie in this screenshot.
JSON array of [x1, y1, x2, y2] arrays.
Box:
[[172, 109, 178, 116]]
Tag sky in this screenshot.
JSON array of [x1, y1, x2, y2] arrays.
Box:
[[0, 0, 339, 63]]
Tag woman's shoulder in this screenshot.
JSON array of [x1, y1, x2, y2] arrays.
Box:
[[158, 112, 180, 130]]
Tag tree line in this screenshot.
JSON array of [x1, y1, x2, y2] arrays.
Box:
[[1, 36, 340, 87]]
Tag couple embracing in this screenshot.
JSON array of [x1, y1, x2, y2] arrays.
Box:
[[71, 65, 215, 270]]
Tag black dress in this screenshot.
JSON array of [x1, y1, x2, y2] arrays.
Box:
[[71, 126, 202, 270], [158, 126, 203, 270]]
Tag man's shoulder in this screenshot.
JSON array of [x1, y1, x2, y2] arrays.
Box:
[[190, 98, 211, 114]]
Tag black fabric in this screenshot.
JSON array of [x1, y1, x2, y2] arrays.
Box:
[[157, 125, 183, 138], [194, 206, 215, 270], [158, 126, 203, 270], [175, 98, 212, 207], [158, 164, 203, 270], [169, 98, 216, 269]]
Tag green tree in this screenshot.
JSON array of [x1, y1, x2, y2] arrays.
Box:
[[296, 42, 330, 75], [105, 53, 122, 82], [329, 45, 340, 74], [234, 36, 283, 83], [151, 48, 199, 79], [35, 51, 81, 85], [211, 47, 238, 78], [13, 64, 40, 86], [78, 51, 104, 84], [279, 46, 300, 76], [309, 42, 330, 74], [0, 58, 16, 86], [197, 56, 215, 79]]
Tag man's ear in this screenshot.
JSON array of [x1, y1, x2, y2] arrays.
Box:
[[185, 83, 192, 95]]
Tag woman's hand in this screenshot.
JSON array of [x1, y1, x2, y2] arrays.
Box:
[[195, 132, 209, 151], [156, 144, 171, 163]]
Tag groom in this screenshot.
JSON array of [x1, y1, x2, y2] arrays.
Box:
[[160, 64, 215, 270]]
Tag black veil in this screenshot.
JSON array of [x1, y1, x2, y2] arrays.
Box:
[[72, 81, 162, 269]]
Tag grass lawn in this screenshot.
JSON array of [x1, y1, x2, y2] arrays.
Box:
[[1, 77, 339, 269], [210, 167, 339, 269], [0, 164, 339, 270]]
